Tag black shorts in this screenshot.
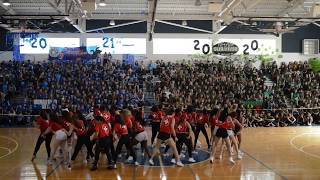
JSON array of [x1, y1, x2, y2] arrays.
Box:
[[216, 128, 228, 138], [157, 132, 171, 141], [233, 126, 241, 134]]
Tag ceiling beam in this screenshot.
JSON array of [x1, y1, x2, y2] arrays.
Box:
[[156, 20, 213, 34], [86, 20, 145, 33], [218, 0, 243, 18], [47, 0, 63, 14], [239, 0, 263, 15], [0, 0, 16, 15], [278, 0, 304, 17], [147, 0, 159, 41]]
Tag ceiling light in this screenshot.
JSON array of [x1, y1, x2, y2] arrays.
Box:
[[3, 0, 11, 6], [98, 0, 107, 6], [195, 0, 201, 6], [109, 20, 115, 26], [182, 20, 187, 26]]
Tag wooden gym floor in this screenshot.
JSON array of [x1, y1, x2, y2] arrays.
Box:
[[0, 127, 320, 180]]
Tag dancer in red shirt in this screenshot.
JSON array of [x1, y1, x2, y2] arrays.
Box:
[[194, 109, 211, 150], [70, 111, 95, 164], [90, 115, 116, 171], [174, 112, 195, 163], [210, 107, 235, 164], [149, 108, 184, 167], [42, 112, 74, 166], [32, 110, 53, 161], [113, 111, 137, 165], [131, 108, 151, 158]]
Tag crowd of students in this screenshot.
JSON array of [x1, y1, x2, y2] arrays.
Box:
[[32, 102, 244, 170]]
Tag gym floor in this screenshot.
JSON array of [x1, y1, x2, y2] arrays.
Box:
[[0, 127, 319, 180]]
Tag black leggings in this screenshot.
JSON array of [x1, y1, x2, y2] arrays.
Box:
[[33, 133, 53, 158], [71, 134, 94, 161], [93, 136, 115, 166], [151, 122, 160, 144], [194, 124, 210, 149], [115, 135, 136, 163], [176, 134, 193, 158]]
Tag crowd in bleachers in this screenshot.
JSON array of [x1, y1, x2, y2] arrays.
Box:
[[153, 60, 320, 127], [0, 59, 320, 127], [0, 60, 146, 125]]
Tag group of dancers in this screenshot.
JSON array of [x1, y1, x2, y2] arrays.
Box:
[[31, 103, 244, 170]]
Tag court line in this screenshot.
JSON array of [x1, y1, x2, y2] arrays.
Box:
[[289, 132, 320, 160], [46, 160, 64, 178], [242, 150, 288, 180], [0, 136, 19, 159], [186, 165, 198, 180]]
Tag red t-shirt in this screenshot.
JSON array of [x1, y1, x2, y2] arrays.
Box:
[[210, 115, 219, 127], [160, 115, 174, 134], [176, 122, 189, 134], [36, 117, 49, 133], [151, 112, 161, 122], [218, 117, 234, 129], [95, 122, 111, 138], [114, 123, 129, 136], [181, 112, 189, 121], [133, 121, 145, 133], [75, 120, 86, 136], [187, 112, 197, 125], [197, 113, 209, 124], [49, 120, 63, 132], [174, 112, 182, 123], [124, 116, 133, 129]]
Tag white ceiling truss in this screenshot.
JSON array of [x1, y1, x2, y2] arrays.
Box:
[[0, 0, 320, 33]]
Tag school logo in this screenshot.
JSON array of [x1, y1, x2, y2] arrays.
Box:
[[212, 42, 239, 56]]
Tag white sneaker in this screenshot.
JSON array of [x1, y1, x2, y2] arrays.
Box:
[[188, 158, 196, 163], [237, 154, 242, 160], [176, 161, 184, 167], [218, 154, 222, 159], [149, 159, 154, 165], [134, 161, 139, 166], [171, 159, 176, 164], [127, 156, 133, 161], [180, 154, 186, 159], [229, 157, 235, 164], [209, 156, 214, 164]]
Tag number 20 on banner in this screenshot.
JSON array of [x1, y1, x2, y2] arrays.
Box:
[[193, 40, 259, 55]]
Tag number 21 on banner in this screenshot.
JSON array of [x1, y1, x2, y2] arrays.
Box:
[[102, 37, 115, 48]]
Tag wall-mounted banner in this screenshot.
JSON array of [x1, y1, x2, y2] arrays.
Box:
[[153, 38, 276, 55], [48, 47, 90, 61], [212, 42, 239, 55], [86, 37, 146, 54], [20, 37, 80, 54]]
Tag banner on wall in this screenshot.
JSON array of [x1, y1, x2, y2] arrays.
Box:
[[48, 46, 91, 61]]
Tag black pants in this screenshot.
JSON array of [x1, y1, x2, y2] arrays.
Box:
[[194, 124, 210, 149], [71, 134, 95, 161], [33, 133, 53, 158], [176, 134, 193, 158], [115, 135, 136, 163], [93, 136, 115, 166], [151, 122, 160, 144]]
